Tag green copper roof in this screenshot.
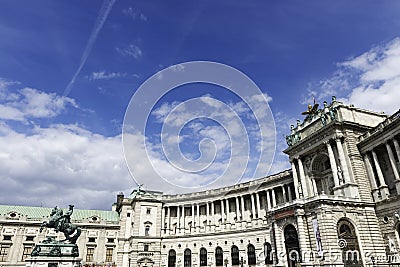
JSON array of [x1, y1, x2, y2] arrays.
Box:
[[0, 205, 120, 223]]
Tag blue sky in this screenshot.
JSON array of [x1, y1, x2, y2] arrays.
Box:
[[1, 1, 400, 209]]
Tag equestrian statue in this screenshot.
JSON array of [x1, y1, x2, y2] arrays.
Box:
[[40, 204, 81, 244]]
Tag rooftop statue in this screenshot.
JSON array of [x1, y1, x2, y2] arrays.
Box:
[[301, 97, 319, 122], [40, 205, 81, 244]]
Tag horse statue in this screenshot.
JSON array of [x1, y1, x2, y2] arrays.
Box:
[[40, 205, 81, 244]]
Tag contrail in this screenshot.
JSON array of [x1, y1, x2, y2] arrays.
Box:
[[63, 0, 116, 96]]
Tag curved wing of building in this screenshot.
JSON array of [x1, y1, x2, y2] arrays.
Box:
[[1, 98, 400, 267]]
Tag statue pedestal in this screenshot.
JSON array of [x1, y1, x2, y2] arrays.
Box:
[[26, 240, 81, 267], [25, 256, 82, 267]]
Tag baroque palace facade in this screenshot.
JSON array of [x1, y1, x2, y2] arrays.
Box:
[[1, 98, 400, 267]]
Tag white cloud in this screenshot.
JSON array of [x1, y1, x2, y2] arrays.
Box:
[[305, 37, 400, 114], [0, 124, 133, 209], [89, 71, 127, 80], [116, 44, 143, 59], [0, 85, 78, 122], [141, 93, 276, 189], [0, 81, 133, 209]]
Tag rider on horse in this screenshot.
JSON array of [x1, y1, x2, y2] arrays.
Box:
[[41, 204, 81, 244], [50, 205, 74, 232]]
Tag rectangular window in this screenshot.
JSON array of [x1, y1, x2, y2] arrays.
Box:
[[86, 247, 95, 262], [0, 245, 10, 261], [146, 208, 151, 214], [144, 244, 149, 251], [105, 247, 113, 262], [26, 236, 34, 241], [171, 207, 177, 217], [21, 246, 33, 261], [127, 213, 131, 217], [200, 206, 206, 215], [3, 236, 11, 241], [184, 207, 192, 216], [107, 238, 115, 243], [88, 237, 96, 243]]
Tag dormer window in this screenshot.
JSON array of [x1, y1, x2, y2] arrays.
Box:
[[90, 216, 99, 223], [7, 212, 19, 219]]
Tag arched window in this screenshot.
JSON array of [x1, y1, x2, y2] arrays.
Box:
[[168, 249, 176, 267], [215, 246, 223, 266], [264, 242, 273, 264], [284, 224, 300, 267], [311, 153, 334, 195], [247, 244, 256, 265], [200, 248, 207, 266], [337, 219, 362, 266], [231, 245, 239, 265], [184, 248, 192, 267]]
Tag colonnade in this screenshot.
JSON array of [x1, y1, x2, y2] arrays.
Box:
[[161, 183, 294, 235], [363, 137, 400, 201]]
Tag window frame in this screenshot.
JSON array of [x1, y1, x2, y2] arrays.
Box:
[[215, 246, 223, 266], [247, 244, 256, 265]]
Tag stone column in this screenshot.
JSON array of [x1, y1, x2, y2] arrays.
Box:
[[196, 204, 200, 233], [326, 140, 340, 186], [372, 149, 389, 200], [386, 142, 400, 180], [372, 149, 387, 187], [235, 197, 240, 221], [221, 199, 225, 223], [177, 206, 181, 233], [206, 202, 210, 227], [271, 188, 276, 206], [290, 161, 301, 199], [250, 194, 256, 219], [211, 201, 215, 226], [288, 185, 292, 202], [297, 158, 308, 197], [191, 204, 195, 232], [393, 139, 400, 163], [182, 206, 186, 234], [266, 190, 271, 210], [336, 138, 350, 183], [282, 185, 287, 202], [296, 214, 311, 259], [311, 179, 318, 196], [161, 207, 166, 235], [240, 195, 245, 221], [364, 154, 379, 201], [225, 198, 230, 223], [256, 192, 261, 219], [167, 207, 171, 234]]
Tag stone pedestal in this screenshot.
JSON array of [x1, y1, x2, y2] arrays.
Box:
[[25, 256, 82, 267], [31, 241, 79, 257], [26, 240, 81, 267]]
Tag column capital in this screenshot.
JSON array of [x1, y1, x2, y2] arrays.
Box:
[[334, 133, 344, 140], [323, 139, 332, 145]]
